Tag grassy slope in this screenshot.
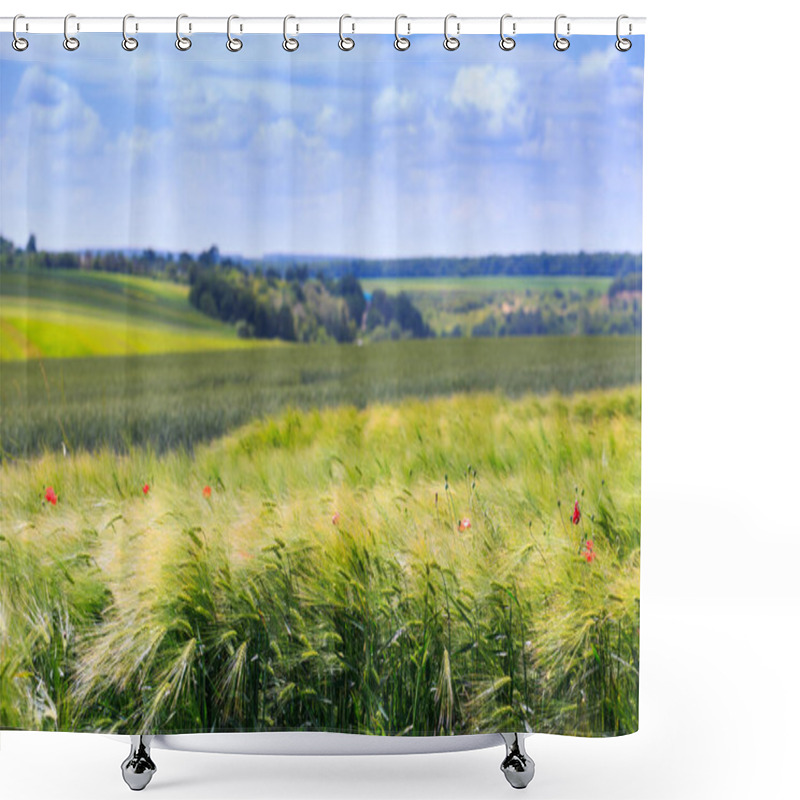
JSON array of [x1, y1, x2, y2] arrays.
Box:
[[0, 388, 640, 736], [0, 270, 267, 359], [360, 276, 614, 295]]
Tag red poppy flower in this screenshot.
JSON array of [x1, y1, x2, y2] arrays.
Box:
[[202, 485, 212, 498], [142, 484, 150, 495], [458, 518, 471, 532], [44, 486, 58, 505], [585, 550, 596, 563], [571, 500, 581, 525], [332, 512, 341, 525], [585, 539, 594, 551]]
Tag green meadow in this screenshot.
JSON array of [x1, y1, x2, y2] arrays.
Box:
[[360, 275, 614, 295], [0, 271, 265, 359], [1, 336, 640, 456]]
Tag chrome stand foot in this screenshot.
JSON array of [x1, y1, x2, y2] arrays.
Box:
[[121, 735, 156, 791], [500, 733, 535, 789]]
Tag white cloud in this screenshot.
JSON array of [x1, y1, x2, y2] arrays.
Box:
[[577, 47, 617, 78], [315, 104, 352, 138], [449, 65, 523, 136], [11, 65, 103, 153], [373, 86, 417, 121], [251, 117, 301, 152]]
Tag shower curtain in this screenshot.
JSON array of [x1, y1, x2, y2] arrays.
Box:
[[0, 30, 643, 738]]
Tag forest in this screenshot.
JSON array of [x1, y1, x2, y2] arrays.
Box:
[[186, 263, 432, 343]]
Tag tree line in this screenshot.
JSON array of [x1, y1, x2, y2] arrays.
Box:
[[1, 236, 640, 281], [470, 305, 641, 337], [280, 251, 642, 279]]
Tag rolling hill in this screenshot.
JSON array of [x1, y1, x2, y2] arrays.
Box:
[[0, 270, 268, 359]]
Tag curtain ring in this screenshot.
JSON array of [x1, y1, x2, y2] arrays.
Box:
[[282, 15, 299, 51], [615, 14, 632, 51], [176, 13, 192, 51], [443, 14, 460, 51], [499, 14, 515, 51], [339, 14, 354, 51], [554, 15, 570, 51], [12, 14, 29, 51], [394, 14, 410, 51], [122, 14, 138, 51], [226, 15, 243, 51], [63, 13, 79, 51]]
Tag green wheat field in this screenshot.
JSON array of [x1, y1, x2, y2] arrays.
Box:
[[0, 272, 640, 738]]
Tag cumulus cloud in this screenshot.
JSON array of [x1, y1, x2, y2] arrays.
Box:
[[315, 104, 352, 138], [11, 66, 103, 152], [577, 47, 617, 78], [449, 65, 523, 136], [373, 86, 417, 121], [252, 117, 302, 152]]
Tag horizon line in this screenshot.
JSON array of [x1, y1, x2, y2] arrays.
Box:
[[0, 235, 642, 262]]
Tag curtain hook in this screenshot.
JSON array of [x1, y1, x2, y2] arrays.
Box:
[[63, 13, 80, 51], [339, 14, 354, 51], [499, 14, 515, 51], [554, 15, 570, 51], [615, 14, 632, 51], [122, 14, 138, 51], [12, 14, 29, 51], [394, 14, 410, 51], [226, 14, 243, 51], [443, 14, 460, 51], [283, 15, 299, 51], [176, 13, 192, 50]]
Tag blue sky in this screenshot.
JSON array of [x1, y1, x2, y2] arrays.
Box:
[[0, 34, 643, 259]]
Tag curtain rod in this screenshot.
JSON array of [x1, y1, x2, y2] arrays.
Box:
[[1, 16, 645, 36]]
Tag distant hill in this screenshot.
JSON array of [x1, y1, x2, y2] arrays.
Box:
[[258, 251, 642, 280], [75, 249, 643, 279], [0, 238, 641, 359]]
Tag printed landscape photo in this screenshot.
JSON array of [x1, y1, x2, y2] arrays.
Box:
[[0, 34, 643, 737]]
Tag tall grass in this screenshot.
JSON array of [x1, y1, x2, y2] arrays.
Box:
[[0, 388, 640, 736]]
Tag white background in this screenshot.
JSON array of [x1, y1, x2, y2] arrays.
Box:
[[2, 1, 799, 798]]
